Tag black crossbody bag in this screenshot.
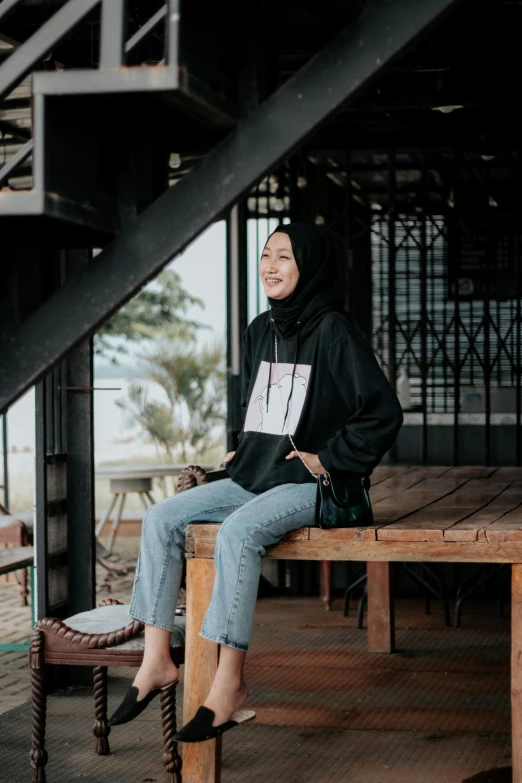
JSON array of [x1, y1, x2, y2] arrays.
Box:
[[273, 334, 374, 529], [315, 471, 373, 529]]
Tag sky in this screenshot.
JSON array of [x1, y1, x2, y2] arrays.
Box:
[[7, 221, 228, 452], [6, 217, 280, 454]]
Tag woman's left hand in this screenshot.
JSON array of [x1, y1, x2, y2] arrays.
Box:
[[285, 451, 326, 475]]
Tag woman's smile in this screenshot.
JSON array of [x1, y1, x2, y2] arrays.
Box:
[[259, 231, 299, 299]]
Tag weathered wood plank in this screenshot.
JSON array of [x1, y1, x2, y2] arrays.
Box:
[[512, 564, 522, 783], [188, 534, 522, 563], [367, 562, 394, 653], [374, 478, 470, 540], [378, 480, 511, 541], [368, 465, 410, 482], [367, 471, 450, 504], [444, 482, 522, 541], [309, 526, 376, 541], [443, 466, 499, 479], [485, 508, 522, 542], [494, 467, 522, 480]]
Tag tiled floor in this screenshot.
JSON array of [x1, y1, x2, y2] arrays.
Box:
[[0, 582, 514, 783], [0, 548, 136, 716]]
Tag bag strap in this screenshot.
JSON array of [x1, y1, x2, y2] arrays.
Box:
[[274, 333, 366, 494], [273, 333, 328, 486]]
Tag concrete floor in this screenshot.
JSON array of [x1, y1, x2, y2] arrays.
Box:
[[0, 586, 514, 783]]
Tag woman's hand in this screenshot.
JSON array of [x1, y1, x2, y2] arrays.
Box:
[[222, 451, 236, 466], [285, 451, 326, 475]]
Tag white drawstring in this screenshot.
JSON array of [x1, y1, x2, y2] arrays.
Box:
[[273, 333, 330, 487]]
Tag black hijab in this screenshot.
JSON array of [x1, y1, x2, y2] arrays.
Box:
[[263, 222, 344, 419], [266, 223, 343, 339]]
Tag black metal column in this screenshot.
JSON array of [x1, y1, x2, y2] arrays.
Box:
[[35, 362, 68, 621], [226, 203, 248, 451], [387, 150, 398, 462], [344, 155, 373, 343], [420, 150, 428, 463], [64, 250, 95, 616], [34, 250, 95, 622], [452, 149, 461, 465], [0, 414, 8, 509], [483, 161, 492, 465], [514, 159, 522, 465]]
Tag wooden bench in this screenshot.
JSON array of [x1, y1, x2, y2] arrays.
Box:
[[0, 510, 33, 605], [0, 545, 35, 652], [180, 464, 522, 783], [0, 545, 34, 577], [29, 598, 185, 783]]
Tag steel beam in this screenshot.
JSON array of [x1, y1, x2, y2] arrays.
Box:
[[0, 138, 33, 187], [0, 0, 100, 103], [65, 251, 95, 617], [0, 118, 31, 140], [226, 202, 248, 452], [0, 0, 23, 25], [100, 0, 127, 69], [1, 415, 8, 509], [125, 5, 167, 55], [166, 0, 180, 66], [0, 0, 462, 412]]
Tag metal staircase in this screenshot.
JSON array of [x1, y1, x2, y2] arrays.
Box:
[[0, 0, 461, 415], [0, 0, 238, 243], [0, 0, 465, 624]]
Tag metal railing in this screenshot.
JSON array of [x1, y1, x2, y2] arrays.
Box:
[[0, 0, 178, 187], [0, 0, 178, 103]]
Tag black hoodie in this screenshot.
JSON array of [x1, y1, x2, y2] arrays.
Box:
[[225, 224, 404, 494]]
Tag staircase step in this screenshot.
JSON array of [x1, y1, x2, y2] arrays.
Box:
[[0, 190, 118, 245], [34, 65, 239, 131]]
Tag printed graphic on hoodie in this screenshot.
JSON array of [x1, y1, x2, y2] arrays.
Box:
[[243, 360, 312, 436]]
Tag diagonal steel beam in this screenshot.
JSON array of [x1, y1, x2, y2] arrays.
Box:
[[0, 0, 101, 103], [0, 0, 462, 412], [0, 0, 24, 26], [0, 138, 33, 187]]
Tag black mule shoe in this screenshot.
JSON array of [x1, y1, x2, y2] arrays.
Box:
[[173, 705, 256, 743], [109, 680, 178, 726]]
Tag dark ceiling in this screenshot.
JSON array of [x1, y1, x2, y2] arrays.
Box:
[[1, 0, 520, 211]]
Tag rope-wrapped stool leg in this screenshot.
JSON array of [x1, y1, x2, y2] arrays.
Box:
[[160, 683, 182, 783], [21, 566, 29, 606], [93, 666, 111, 755], [29, 629, 48, 783]]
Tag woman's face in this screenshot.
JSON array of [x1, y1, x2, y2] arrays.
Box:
[[259, 232, 299, 300]]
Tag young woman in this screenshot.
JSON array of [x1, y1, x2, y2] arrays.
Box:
[[109, 222, 404, 741]]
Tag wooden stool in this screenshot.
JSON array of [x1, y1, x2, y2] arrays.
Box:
[[0, 507, 33, 606], [29, 598, 185, 783]]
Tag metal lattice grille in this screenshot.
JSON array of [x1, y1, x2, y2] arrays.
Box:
[[372, 214, 522, 417]]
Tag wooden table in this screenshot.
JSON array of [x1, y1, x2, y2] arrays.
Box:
[[95, 463, 214, 551], [0, 546, 34, 577], [182, 465, 522, 783], [0, 545, 35, 652]]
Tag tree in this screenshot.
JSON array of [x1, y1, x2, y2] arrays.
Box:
[[116, 323, 226, 462], [95, 268, 207, 363]]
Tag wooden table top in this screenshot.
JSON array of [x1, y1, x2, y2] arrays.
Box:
[[186, 465, 522, 564], [0, 546, 34, 575], [95, 464, 215, 480]]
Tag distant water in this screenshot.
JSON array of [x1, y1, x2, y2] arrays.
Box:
[[6, 378, 168, 465]]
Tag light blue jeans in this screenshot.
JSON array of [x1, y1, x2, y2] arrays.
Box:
[[129, 478, 316, 651]]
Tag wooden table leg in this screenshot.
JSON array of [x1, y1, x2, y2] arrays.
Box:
[[367, 561, 395, 653], [320, 560, 333, 610], [512, 564, 522, 782], [183, 557, 221, 783]]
